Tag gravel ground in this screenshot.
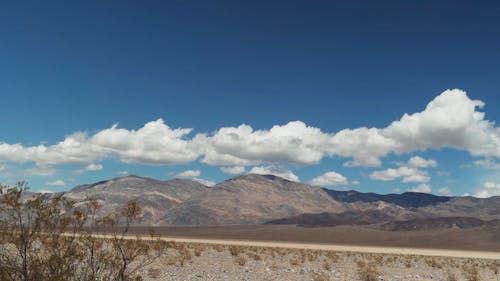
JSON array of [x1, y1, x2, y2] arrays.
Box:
[[138, 242, 500, 281]]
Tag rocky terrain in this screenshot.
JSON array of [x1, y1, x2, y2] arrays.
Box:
[[64, 175, 209, 225], [57, 174, 500, 229], [136, 241, 499, 281], [165, 174, 345, 225]]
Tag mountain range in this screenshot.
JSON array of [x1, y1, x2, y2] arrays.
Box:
[[60, 174, 499, 229]]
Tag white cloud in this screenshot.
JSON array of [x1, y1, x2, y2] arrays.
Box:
[[0, 90, 499, 171], [37, 189, 55, 194], [45, 180, 66, 187], [437, 171, 451, 176], [192, 178, 216, 187], [369, 166, 430, 183], [85, 163, 103, 171], [409, 184, 431, 193], [220, 166, 246, 175], [474, 158, 500, 169], [382, 90, 499, 158], [249, 166, 299, 182], [437, 187, 452, 196], [197, 121, 330, 166], [26, 166, 56, 177], [176, 169, 201, 178], [474, 182, 500, 198], [310, 171, 348, 187], [407, 156, 437, 168], [116, 170, 129, 175], [0, 119, 198, 166], [351, 180, 360, 185]]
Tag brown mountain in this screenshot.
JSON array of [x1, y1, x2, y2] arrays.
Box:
[[64, 175, 210, 225], [417, 196, 500, 220], [58, 174, 499, 227], [163, 174, 346, 225]]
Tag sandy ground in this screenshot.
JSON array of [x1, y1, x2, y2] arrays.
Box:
[[124, 225, 500, 252], [135, 240, 499, 281], [93, 233, 500, 260]]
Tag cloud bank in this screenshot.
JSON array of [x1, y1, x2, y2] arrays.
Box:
[[0, 89, 499, 171]]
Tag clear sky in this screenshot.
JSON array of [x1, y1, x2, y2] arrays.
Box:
[[1, 1, 500, 197]]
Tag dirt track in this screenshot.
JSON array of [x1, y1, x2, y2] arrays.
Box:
[[94, 234, 500, 260]]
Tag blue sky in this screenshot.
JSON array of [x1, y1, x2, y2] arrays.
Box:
[[1, 1, 500, 197]]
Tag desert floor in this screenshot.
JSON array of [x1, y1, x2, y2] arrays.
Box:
[[112, 225, 500, 280], [136, 240, 499, 281]]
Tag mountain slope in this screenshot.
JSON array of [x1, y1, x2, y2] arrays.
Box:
[[164, 174, 346, 225], [417, 196, 500, 220], [64, 175, 209, 225], [323, 189, 452, 208]]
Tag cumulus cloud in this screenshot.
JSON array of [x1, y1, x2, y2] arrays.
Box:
[[370, 166, 430, 183], [45, 180, 66, 187], [26, 166, 56, 177], [36, 189, 55, 194], [85, 163, 103, 171], [0, 90, 499, 171], [407, 156, 437, 168], [409, 184, 431, 193], [474, 158, 500, 169], [310, 171, 349, 187], [192, 178, 216, 187], [197, 121, 330, 166], [175, 169, 215, 186], [249, 166, 299, 182], [176, 169, 201, 178], [437, 187, 452, 196], [0, 119, 198, 167], [220, 166, 246, 175], [474, 182, 500, 198]]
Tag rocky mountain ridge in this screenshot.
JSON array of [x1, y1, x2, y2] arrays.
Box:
[[57, 174, 499, 227]]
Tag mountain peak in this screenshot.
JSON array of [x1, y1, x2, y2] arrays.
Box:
[[227, 173, 293, 183]]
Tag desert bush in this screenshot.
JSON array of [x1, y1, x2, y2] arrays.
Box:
[[235, 255, 247, 266], [446, 270, 458, 281], [425, 258, 443, 269], [463, 265, 480, 281], [229, 246, 243, 256], [311, 272, 330, 281], [321, 260, 331, 270], [147, 268, 161, 279], [325, 251, 339, 263], [357, 262, 381, 281], [0, 182, 164, 281]]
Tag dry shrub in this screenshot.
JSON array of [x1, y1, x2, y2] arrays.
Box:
[[321, 260, 331, 271], [0, 183, 164, 281], [147, 268, 161, 279], [463, 265, 480, 281], [488, 261, 499, 275], [193, 246, 203, 257], [235, 255, 247, 266], [325, 251, 339, 263], [357, 263, 381, 281], [311, 272, 330, 281], [229, 246, 243, 256], [446, 270, 458, 281], [270, 262, 280, 270], [247, 252, 262, 261], [213, 244, 225, 252], [425, 258, 443, 269]]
